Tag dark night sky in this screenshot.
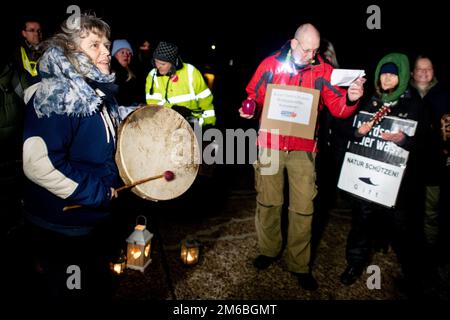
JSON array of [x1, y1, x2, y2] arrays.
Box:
[[3, 0, 449, 86]]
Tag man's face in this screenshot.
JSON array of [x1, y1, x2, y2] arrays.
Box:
[[154, 59, 173, 75], [413, 58, 434, 86], [22, 22, 42, 46], [291, 36, 320, 65]]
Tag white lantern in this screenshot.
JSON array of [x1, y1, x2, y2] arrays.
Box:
[[126, 216, 153, 272]]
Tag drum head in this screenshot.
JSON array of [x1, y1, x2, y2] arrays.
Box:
[[116, 106, 200, 200]]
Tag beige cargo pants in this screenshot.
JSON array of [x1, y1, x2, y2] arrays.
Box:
[[254, 148, 317, 273]]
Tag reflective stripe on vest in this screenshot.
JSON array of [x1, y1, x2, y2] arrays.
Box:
[[168, 93, 196, 104], [21, 47, 38, 76], [196, 88, 212, 99], [146, 92, 163, 101], [187, 64, 195, 100]]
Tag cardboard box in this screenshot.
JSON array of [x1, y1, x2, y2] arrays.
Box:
[[259, 84, 320, 139]]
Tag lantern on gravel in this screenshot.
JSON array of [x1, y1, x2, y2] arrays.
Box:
[[180, 237, 200, 266], [126, 216, 153, 272]]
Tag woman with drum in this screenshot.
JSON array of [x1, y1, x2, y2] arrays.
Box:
[[22, 13, 121, 300]]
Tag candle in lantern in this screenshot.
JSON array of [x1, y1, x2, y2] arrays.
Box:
[[180, 237, 200, 265], [113, 263, 123, 274], [110, 249, 126, 275]]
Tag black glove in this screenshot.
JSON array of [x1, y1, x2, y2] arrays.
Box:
[[171, 105, 192, 118]]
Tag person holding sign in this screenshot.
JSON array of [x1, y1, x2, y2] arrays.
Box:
[[239, 23, 364, 291], [340, 53, 425, 297]]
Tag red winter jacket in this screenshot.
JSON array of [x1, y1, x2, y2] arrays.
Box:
[[246, 43, 358, 152]]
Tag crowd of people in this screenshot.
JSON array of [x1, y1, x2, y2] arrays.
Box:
[[1, 12, 449, 301]]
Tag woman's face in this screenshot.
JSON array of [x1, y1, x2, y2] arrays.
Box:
[[114, 48, 132, 68], [154, 58, 172, 76], [79, 30, 111, 74], [412, 58, 434, 86], [380, 73, 399, 91]]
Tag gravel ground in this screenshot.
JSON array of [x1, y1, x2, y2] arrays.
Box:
[[113, 187, 450, 301]]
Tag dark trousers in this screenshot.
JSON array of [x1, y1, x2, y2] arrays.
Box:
[[25, 219, 122, 302], [345, 197, 421, 279]]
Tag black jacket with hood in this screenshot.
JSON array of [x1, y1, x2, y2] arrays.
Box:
[[355, 53, 425, 208]]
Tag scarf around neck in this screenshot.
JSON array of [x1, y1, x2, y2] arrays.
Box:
[[34, 46, 116, 118]]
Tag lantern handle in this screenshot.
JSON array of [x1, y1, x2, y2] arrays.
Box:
[[136, 215, 147, 226]]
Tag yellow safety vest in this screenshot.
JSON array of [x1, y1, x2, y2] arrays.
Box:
[[21, 46, 38, 77], [145, 63, 215, 126]]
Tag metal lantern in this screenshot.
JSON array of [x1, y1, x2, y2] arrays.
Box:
[[110, 249, 127, 275], [180, 237, 200, 265], [126, 216, 153, 272]]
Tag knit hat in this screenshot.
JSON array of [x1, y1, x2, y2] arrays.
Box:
[[111, 39, 133, 57], [380, 63, 398, 75], [153, 41, 179, 65]]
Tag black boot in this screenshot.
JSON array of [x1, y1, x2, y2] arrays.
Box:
[[340, 265, 364, 286], [294, 272, 318, 291], [253, 255, 277, 270]]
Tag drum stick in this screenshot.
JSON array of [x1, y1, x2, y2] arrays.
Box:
[[63, 170, 175, 212]]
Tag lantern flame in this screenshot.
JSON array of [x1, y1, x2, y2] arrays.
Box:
[[113, 264, 123, 274]]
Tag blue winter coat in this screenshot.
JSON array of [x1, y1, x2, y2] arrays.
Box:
[[22, 88, 121, 236]]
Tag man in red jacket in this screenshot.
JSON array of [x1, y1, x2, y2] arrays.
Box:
[[239, 23, 365, 290]]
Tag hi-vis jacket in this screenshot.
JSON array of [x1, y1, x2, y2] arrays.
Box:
[[246, 42, 359, 152], [145, 63, 216, 126], [21, 46, 38, 77]]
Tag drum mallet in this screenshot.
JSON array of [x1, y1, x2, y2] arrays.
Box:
[[63, 170, 175, 212]]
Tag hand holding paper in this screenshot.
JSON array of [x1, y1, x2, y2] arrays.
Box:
[[347, 77, 366, 102]]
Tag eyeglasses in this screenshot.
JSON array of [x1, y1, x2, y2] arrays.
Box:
[[296, 40, 319, 55], [25, 29, 42, 34]]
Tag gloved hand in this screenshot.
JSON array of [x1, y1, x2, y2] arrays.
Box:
[[171, 105, 192, 118]]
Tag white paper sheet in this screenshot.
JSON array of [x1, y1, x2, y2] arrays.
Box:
[[267, 88, 313, 125], [331, 69, 366, 86]]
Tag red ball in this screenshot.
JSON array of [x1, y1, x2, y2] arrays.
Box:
[[241, 98, 256, 115], [164, 170, 175, 181]]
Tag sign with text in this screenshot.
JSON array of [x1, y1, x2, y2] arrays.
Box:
[[338, 111, 418, 207], [260, 84, 320, 140]]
